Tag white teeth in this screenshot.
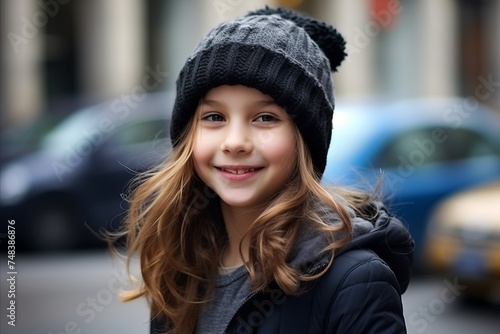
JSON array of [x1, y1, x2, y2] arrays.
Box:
[[221, 168, 255, 174]]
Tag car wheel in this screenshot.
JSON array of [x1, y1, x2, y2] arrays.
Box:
[[29, 202, 83, 250]]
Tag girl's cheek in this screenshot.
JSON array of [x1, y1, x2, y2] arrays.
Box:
[[193, 134, 213, 163], [192, 141, 204, 163], [254, 130, 276, 146]]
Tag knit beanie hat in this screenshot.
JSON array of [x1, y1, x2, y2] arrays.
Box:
[[170, 7, 346, 176]]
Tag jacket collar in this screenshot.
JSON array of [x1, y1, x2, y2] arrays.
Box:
[[287, 201, 414, 293]]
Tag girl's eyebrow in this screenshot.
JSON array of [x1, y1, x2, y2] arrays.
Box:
[[201, 99, 277, 107], [202, 99, 225, 107], [253, 100, 276, 107]]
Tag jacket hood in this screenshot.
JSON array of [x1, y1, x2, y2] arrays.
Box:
[[289, 202, 414, 293]]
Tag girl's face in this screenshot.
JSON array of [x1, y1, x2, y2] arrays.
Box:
[[193, 85, 297, 210]]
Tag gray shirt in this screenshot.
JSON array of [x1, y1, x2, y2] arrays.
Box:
[[196, 265, 251, 334]]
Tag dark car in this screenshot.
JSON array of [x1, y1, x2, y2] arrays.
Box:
[[322, 97, 500, 267], [0, 113, 67, 165], [1, 92, 173, 250]]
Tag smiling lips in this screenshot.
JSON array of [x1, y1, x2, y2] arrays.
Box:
[[216, 166, 262, 179], [219, 167, 257, 174]]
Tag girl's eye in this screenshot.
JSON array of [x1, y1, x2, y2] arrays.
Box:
[[255, 114, 278, 123], [202, 114, 225, 122]]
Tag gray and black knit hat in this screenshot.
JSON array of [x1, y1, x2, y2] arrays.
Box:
[[170, 7, 346, 176]]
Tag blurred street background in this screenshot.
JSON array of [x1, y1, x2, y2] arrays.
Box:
[[1, 0, 500, 333]]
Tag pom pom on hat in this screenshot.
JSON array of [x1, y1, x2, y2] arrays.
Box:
[[246, 6, 347, 71]]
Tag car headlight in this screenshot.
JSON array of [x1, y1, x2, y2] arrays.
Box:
[[0, 163, 31, 205]]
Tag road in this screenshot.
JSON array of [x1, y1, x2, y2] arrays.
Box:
[[1, 251, 499, 334]]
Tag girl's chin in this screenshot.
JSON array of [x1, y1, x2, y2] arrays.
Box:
[[218, 194, 263, 209]]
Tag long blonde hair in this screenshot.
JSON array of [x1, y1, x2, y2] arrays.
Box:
[[117, 114, 376, 333]]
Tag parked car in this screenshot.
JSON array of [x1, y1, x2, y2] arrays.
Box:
[[323, 97, 500, 267], [1, 92, 173, 250], [422, 182, 500, 302], [0, 112, 67, 165]]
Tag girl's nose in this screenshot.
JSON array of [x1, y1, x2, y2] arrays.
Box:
[[220, 123, 253, 154]]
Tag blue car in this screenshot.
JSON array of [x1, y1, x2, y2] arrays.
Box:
[[322, 97, 500, 267]]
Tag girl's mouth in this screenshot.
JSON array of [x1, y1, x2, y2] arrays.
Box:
[[216, 167, 263, 181], [219, 168, 256, 174]]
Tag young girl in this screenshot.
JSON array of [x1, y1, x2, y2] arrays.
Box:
[[119, 7, 414, 334]]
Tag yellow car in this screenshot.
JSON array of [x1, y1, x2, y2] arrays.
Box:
[[424, 181, 500, 302]]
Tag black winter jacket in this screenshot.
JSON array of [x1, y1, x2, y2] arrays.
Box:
[[151, 204, 414, 333]]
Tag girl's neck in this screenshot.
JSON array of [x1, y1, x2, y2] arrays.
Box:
[[220, 203, 264, 267]]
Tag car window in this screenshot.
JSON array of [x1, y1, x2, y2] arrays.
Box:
[[112, 119, 169, 146], [374, 127, 499, 168], [446, 128, 500, 160], [41, 109, 97, 150]]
